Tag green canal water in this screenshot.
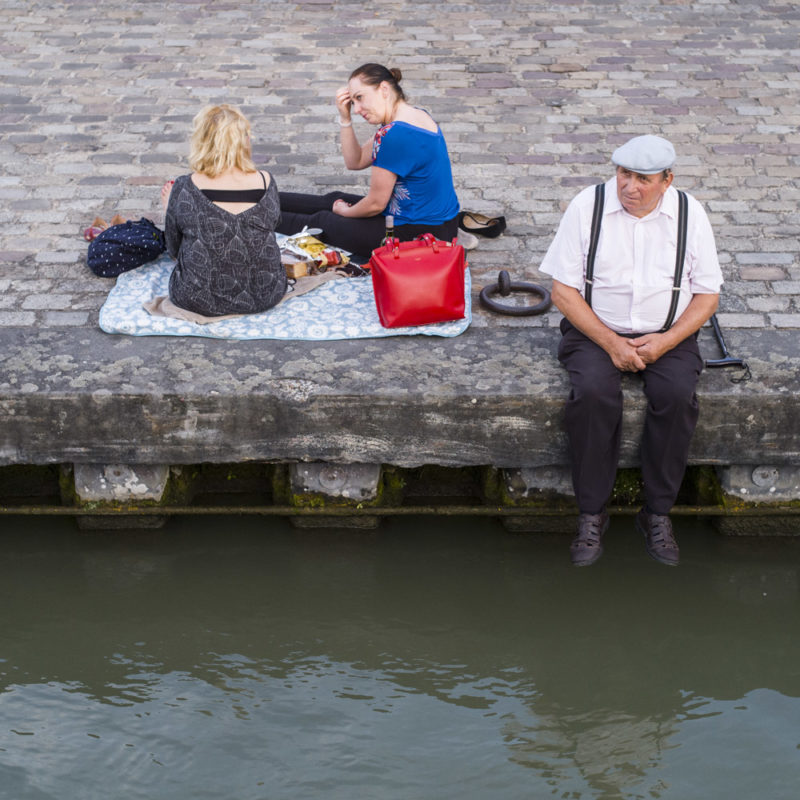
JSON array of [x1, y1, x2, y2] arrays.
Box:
[[1, 515, 799, 799]]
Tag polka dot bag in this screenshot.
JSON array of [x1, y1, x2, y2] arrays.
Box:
[[87, 218, 166, 278]]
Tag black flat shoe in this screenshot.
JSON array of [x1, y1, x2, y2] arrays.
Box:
[[570, 511, 609, 567], [635, 509, 680, 566], [457, 211, 507, 238]]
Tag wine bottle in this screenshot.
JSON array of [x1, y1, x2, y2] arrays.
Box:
[[381, 214, 395, 245]]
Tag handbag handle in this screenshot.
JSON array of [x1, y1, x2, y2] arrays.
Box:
[[380, 237, 400, 259], [415, 232, 440, 253], [381, 232, 454, 260]]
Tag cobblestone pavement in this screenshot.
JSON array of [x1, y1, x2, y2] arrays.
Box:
[[1, 0, 798, 331]]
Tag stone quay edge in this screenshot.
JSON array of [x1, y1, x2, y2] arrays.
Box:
[[1, 325, 796, 471]]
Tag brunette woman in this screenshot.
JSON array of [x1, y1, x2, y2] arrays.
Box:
[[277, 63, 460, 261]]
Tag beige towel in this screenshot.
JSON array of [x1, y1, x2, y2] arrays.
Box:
[[143, 271, 345, 325]]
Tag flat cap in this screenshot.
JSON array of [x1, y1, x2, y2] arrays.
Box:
[[611, 134, 676, 174]]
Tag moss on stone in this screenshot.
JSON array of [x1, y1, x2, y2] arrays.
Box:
[[481, 466, 504, 505], [683, 466, 725, 507], [59, 463, 198, 512], [484, 466, 576, 510], [58, 464, 77, 506], [273, 463, 400, 510], [160, 465, 199, 506], [380, 466, 406, 506], [609, 468, 644, 506]]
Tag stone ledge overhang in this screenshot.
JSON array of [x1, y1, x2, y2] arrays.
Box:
[[1, 326, 797, 469]]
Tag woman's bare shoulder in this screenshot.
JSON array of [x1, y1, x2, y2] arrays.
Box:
[[398, 106, 438, 133], [191, 170, 270, 189]]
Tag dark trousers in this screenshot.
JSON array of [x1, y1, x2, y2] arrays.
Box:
[[277, 191, 459, 263], [557, 319, 703, 515]]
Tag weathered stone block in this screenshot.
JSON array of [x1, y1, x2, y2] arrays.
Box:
[[717, 464, 800, 503], [289, 462, 382, 502], [73, 463, 170, 502], [499, 466, 575, 533], [714, 464, 800, 536], [67, 463, 171, 530], [285, 462, 383, 530], [503, 465, 573, 500]]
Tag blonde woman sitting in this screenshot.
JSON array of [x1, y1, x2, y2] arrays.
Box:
[[161, 104, 286, 317]]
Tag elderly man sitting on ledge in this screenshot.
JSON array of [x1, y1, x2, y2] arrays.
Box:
[[540, 134, 723, 567]]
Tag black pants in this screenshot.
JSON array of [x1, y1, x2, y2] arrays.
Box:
[[277, 191, 459, 263], [557, 319, 703, 515]]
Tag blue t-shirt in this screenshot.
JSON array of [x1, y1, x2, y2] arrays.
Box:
[[371, 121, 460, 226]]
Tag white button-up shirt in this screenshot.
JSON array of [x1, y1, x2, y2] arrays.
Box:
[[540, 178, 723, 334]]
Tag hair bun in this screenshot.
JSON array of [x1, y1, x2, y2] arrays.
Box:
[[389, 67, 402, 83]]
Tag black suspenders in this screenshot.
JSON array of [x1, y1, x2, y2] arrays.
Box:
[[663, 189, 688, 331], [585, 183, 688, 333]]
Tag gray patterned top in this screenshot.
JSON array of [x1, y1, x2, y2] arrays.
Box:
[[165, 173, 286, 316]]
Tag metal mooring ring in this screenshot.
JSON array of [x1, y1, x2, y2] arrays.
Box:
[[479, 270, 552, 316]]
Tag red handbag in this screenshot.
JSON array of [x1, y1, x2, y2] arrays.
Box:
[[369, 233, 467, 328]]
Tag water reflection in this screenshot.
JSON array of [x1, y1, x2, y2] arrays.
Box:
[[1, 516, 799, 798]]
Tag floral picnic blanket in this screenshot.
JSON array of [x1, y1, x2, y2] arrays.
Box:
[[98, 255, 472, 340]]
